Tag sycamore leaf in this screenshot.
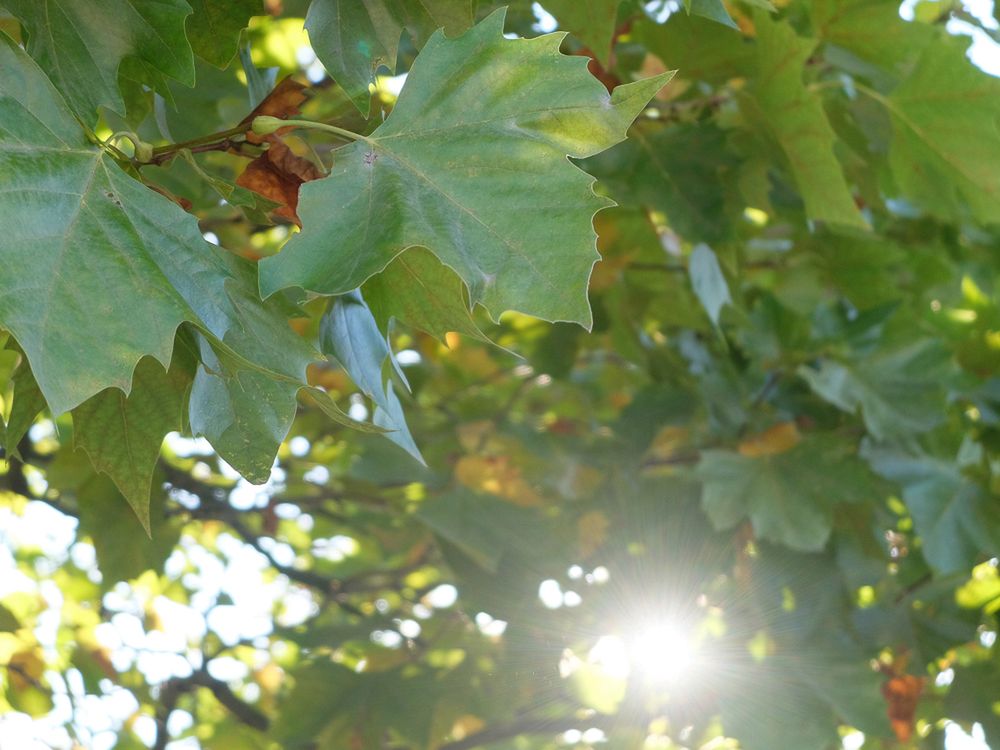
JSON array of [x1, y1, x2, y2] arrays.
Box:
[[416, 489, 554, 573], [742, 14, 866, 228], [236, 139, 323, 225], [798, 347, 944, 442], [319, 292, 421, 463], [886, 36, 1000, 224], [261, 10, 673, 327], [373, 380, 423, 464], [236, 78, 323, 225], [689, 244, 732, 326], [0, 34, 317, 440], [72, 355, 191, 534], [812, 0, 934, 77], [697, 436, 874, 551], [305, 0, 477, 112], [320, 291, 393, 411], [539, 0, 623, 64], [361, 248, 489, 343], [582, 123, 737, 243], [686, 0, 738, 29], [79, 474, 181, 590], [1, 354, 46, 460], [634, 13, 751, 86], [865, 448, 1000, 574], [2, 0, 194, 119], [46, 450, 180, 589], [186, 0, 258, 68], [188, 285, 320, 487], [721, 646, 889, 750]]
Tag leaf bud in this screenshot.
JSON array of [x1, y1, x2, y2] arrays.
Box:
[[252, 115, 286, 136], [133, 139, 154, 163]]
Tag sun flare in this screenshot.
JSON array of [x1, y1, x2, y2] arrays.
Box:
[[589, 621, 699, 685]]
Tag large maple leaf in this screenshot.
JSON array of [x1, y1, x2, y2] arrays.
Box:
[[0, 32, 341, 490], [260, 10, 672, 328]]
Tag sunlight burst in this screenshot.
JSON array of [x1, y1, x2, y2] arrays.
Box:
[[589, 621, 699, 685]]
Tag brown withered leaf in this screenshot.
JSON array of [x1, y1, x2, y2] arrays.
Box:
[[881, 673, 924, 741], [236, 139, 322, 225], [240, 76, 310, 144], [234, 77, 324, 225]]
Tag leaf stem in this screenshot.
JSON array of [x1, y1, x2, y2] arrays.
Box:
[[251, 115, 375, 145], [150, 123, 252, 160]]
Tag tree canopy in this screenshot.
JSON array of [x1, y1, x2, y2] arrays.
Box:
[[1, 1, 999, 749]]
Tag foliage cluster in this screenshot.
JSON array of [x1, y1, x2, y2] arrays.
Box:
[[1, 1, 1000, 749]]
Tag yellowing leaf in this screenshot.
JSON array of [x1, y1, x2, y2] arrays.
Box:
[[738, 422, 801, 457], [454, 455, 542, 507]]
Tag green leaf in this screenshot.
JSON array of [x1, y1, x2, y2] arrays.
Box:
[[2, 0, 195, 119], [186, 0, 258, 68], [261, 10, 673, 327], [582, 123, 736, 242], [885, 35, 1000, 224], [812, 0, 934, 77], [539, 0, 623, 64], [373, 380, 423, 464], [320, 291, 392, 411], [319, 291, 421, 463], [634, 13, 751, 86], [305, 0, 477, 112], [416, 488, 556, 573], [0, 602, 19, 632], [49, 449, 180, 588], [742, 14, 866, 228], [865, 447, 1000, 574], [688, 244, 732, 326], [686, 0, 738, 29], [179, 150, 281, 225], [798, 346, 944, 442], [189, 335, 299, 484], [0, 34, 317, 462], [300, 386, 386, 434], [79, 473, 180, 589], [697, 436, 875, 551], [1, 354, 46, 459], [721, 645, 889, 750], [362, 248, 489, 343], [72, 355, 191, 534]]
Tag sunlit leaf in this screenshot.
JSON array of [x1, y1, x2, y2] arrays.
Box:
[[260, 11, 673, 326]]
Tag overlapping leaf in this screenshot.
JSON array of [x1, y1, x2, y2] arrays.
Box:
[[582, 123, 736, 242], [305, 0, 477, 112], [319, 291, 421, 462], [799, 345, 946, 442], [72, 354, 191, 532], [361, 248, 489, 342], [0, 34, 322, 482], [697, 435, 876, 551], [2, 0, 195, 119], [540, 0, 623, 64], [187, 0, 258, 68], [261, 10, 673, 327], [742, 14, 866, 228], [885, 36, 1000, 224], [866, 448, 1000, 574]]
